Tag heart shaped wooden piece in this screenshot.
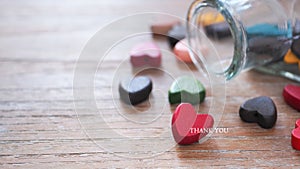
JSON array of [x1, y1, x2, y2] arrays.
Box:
[[173, 39, 208, 64], [130, 42, 161, 67], [284, 50, 299, 64], [173, 39, 193, 63], [283, 84, 300, 111], [119, 76, 152, 105], [171, 103, 214, 145], [204, 22, 231, 39], [168, 76, 206, 105], [150, 19, 181, 36], [292, 38, 300, 59], [239, 96, 277, 129], [292, 119, 300, 150], [167, 24, 186, 48]]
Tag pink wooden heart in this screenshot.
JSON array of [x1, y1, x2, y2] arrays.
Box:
[[171, 103, 214, 145], [130, 42, 161, 67]]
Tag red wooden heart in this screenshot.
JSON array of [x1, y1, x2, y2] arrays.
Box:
[[171, 103, 214, 145], [283, 84, 300, 111], [130, 42, 161, 67], [292, 119, 300, 150]]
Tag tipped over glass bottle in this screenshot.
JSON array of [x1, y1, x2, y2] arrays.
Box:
[[187, 0, 295, 81]]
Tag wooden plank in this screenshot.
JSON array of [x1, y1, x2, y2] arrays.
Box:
[[0, 0, 300, 168]]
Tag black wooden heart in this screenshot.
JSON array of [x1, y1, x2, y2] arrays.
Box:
[[204, 22, 231, 39], [239, 96, 277, 129], [291, 37, 300, 59], [119, 76, 152, 105], [167, 24, 186, 48]]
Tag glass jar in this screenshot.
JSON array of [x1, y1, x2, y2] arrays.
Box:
[[187, 0, 293, 80]]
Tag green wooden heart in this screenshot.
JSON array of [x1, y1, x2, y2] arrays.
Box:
[[168, 76, 206, 105]]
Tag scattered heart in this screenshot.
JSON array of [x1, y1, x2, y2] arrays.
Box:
[[119, 76, 152, 105], [292, 119, 300, 150], [239, 96, 277, 129], [150, 19, 181, 36], [283, 84, 300, 111], [167, 24, 186, 48], [168, 76, 206, 105], [173, 39, 208, 64], [171, 103, 214, 145], [130, 42, 161, 67]]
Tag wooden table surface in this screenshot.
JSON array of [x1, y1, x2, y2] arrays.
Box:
[[1, 0, 300, 168]]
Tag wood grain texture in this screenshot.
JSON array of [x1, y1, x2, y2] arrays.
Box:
[[0, 0, 300, 168]]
